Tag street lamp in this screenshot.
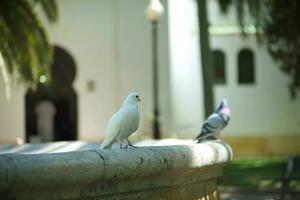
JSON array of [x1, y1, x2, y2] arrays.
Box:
[[145, 0, 164, 139]]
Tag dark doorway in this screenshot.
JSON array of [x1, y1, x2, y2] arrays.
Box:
[[25, 46, 78, 142]]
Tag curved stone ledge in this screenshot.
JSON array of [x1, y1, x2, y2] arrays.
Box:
[[0, 140, 232, 200]]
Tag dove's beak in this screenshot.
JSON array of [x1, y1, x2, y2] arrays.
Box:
[[137, 96, 141, 102]]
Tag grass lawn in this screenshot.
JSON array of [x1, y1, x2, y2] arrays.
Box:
[[220, 156, 300, 190]]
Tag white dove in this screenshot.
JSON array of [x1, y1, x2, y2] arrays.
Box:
[[100, 92, 140, 149], [195, 99, 231, 143]]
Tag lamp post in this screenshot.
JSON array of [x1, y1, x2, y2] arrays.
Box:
[[146, 0, 164, 139]]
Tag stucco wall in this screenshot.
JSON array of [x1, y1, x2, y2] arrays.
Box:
[[207, 0, 300, 136], [46, 0, 120, 141], [211, 35, 300, 136], [168, 0, 205, 138], [0, 0, 171, 143], [0, 82, 25, 143], [0, 0, 300, 146], [116, 0, 171, 138]]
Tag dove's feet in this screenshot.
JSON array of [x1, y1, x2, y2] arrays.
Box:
[[123, 144, 137, 149], [124, 139, 137, 149]]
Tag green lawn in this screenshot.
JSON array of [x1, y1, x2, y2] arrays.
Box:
[[220, 157, 300, 190]]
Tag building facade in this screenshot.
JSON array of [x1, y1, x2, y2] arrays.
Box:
[[0, 0, 299, 155]]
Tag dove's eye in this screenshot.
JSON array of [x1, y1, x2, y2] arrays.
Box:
[[135, 95, 141, 102]]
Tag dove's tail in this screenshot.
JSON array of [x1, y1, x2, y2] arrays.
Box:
[[195, 132, 216, 143], [100, 140, 114, 149]]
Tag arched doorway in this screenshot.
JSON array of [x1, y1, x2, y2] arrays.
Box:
[[25, 46, 78, 142]]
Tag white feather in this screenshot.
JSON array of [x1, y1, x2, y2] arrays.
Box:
[[101, 92, 140, 149]]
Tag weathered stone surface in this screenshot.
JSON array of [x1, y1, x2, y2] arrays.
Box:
[[0, 140, 232, 200]]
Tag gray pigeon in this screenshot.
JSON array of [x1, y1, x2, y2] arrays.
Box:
[[195, 99, 231, 143], [100, 92, 140, 149]]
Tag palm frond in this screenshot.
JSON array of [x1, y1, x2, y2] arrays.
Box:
[[0, 0, 58, 93], [34, 0, 58, 22]]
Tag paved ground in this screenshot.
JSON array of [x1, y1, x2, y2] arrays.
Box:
[[220, 187, 300, 200], [222, 194, 277, 200], [221, 192, 300, 200]]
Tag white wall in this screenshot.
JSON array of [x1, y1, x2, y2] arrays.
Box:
[[116, 0, 171, 138], [46, 0, 172, 140], [1, 0, 299, 144], [211, 35, 300, 135], [208, 0, 300, 136], [208, 0, 255, 25], [0, 0, 172, 143], [0, 81, 25, 143], [168, 0, 204, 138], [45, 0, 119, 141]]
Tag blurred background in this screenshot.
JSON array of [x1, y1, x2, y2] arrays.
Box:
[[0, 0, 300, 199]]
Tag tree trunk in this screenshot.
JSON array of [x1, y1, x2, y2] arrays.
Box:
[[196, 0, 214, 117]]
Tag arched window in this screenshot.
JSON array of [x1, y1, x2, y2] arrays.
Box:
[[238, 49, 255, 84], [212, 50, 226, 84]]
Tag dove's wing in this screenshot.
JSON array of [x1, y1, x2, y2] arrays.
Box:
[[196, 99, 231, 143], [205, 113, 225, 134], [118, 106, 139, 139], [100, 105, 139, 149], [196, 113, 224, 141], [100, 112, 122, 149]]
